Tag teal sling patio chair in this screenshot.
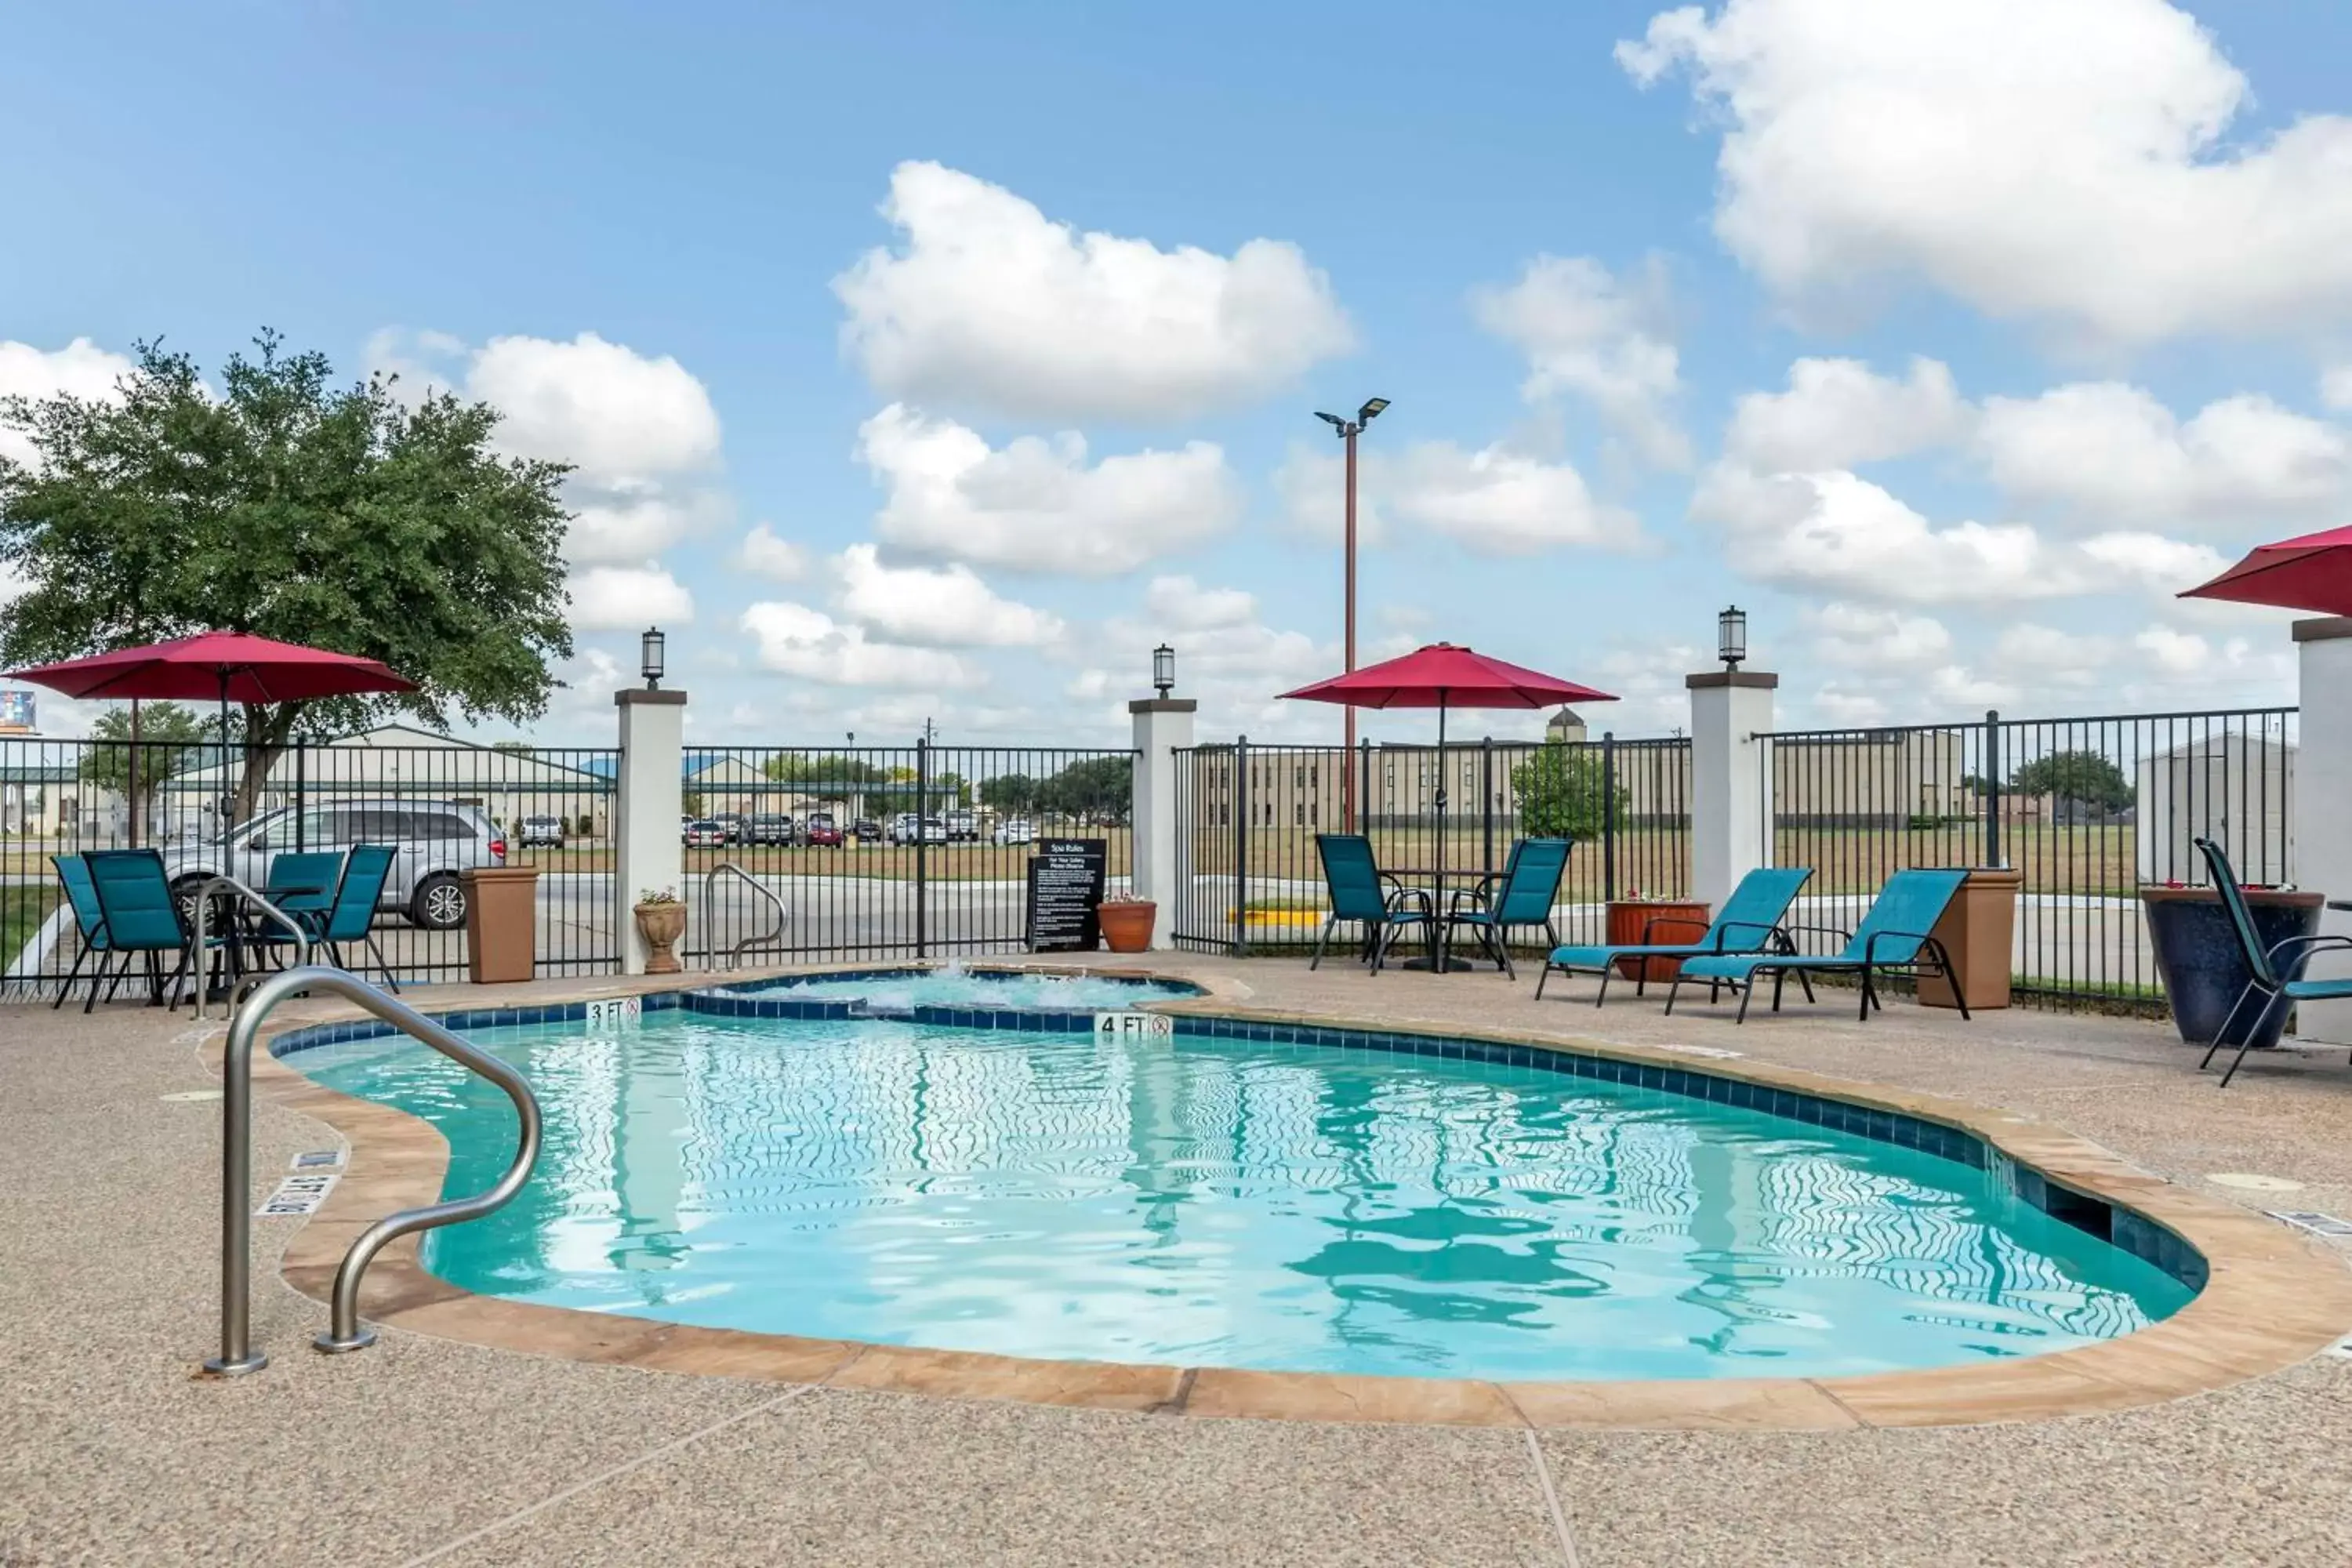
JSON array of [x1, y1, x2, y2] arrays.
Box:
[[1671, 867, 1969, 1024], [1536, 866, 1814, 1005], [49, 854, 111, 1012], [241, 849, 347, 978], [1442, 837, 1570, 980], [2196, 836, 2352, 1087], [1310, 833, 1434, 975], [317, 844, 402, 993], [81, 848, 201, 1014]]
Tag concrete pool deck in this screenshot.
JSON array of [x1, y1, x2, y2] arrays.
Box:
[[5, 956, 2352, 1564]]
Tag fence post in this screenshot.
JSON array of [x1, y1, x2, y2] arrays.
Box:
[[1602, 731, 1618, 902], [914, 735, 930, 959], [1128, 694, 1196, 949], [1359, 739, 1372, 833], [1232, 735, 1250, 956], [1480, 737, 1494, 873], [614, 684, 687, 975], [1686, 666, 1776, 913], [1983, 710, 2003, 869]]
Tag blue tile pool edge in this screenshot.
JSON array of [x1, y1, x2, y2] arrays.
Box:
[[264, 990, 2208, 1294]]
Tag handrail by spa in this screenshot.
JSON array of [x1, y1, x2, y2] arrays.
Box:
[[700, 861, 790, 969], [202, 966, 542, 1376]]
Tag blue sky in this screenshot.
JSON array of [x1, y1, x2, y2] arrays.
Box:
[[7, 0, 2352, 746]]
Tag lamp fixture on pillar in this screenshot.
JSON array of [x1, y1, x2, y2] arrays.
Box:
[[1718, 605, 1748, 672], [1152, 644, 1175, 698], [641, 626, 666, 691]]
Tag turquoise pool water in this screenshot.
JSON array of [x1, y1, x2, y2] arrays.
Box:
[[292, 1013, 2191, 1381], [734, 967, 1200, 1011]]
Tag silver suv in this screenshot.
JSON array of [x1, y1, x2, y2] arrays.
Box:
[[159, 799, 508, 929]]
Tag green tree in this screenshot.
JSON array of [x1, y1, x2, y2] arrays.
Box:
[[1039, 756, 1133, 825], [979, 772, 1041, 815], [78, 701, 213, 833], [0, 332, 573, 821], [2009, 750, 2132, 813], [1508, 741, 1624, 841]]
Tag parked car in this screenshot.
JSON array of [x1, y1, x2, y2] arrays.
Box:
[[160, 799, 506, 931], [517, 815, 565, 849], [803, 812, 844, 848], [992, 817, 1035, 846], [682, 818, 727, 848], [712, 812, 748, 844], [944, 808, 979, 842], [887, 812, 920, 845], [744, 813, 794, 845], [920, 815, 948, 844], [850, 817, 882, 843]]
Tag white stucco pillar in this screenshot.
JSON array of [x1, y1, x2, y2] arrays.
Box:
[[2291, 619, 2352, 1043], [1687, 670, 1777, 915], [1128, 697, 1196, 949], [614, 687, 686, 975]]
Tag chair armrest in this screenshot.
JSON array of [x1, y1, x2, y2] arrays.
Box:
[[1639, 914, 1712, 946], [1780, 922, 1852, 955], [1861, 929, 1940, 964], [2263, 933, 2352, 977], [1708, 919, 1782, 953]]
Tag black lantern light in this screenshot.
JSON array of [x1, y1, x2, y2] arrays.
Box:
[[1718, 605, 1748, 672], [641, 626, 666, 691], [1152, 644, 1176, 697]]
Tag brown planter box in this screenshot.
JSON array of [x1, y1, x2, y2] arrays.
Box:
[[1918, 866, 2020, 1011], [463, 867, 539, 985], [1604, 898, 1711, 982]]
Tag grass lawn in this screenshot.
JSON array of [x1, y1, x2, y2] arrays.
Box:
[[1, 884, 62, 963]]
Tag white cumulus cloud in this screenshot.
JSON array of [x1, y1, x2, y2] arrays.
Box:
[[1725, 357, 1970, 472], [0, 338, 136, 470], [567, 564, 695, 631], [1276, 440, 1639, 556], [1619, 0, 2352, 343], [739, 601, 983, 688], [1472, 255, 1690, 467], [858, 402, 1240, 575], [833, 161, 1352, 423], [833, 543, 1064, 648], [736, 523, 811, 582]]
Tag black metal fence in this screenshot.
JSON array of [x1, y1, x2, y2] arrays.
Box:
[[1757, 706, 2297, 1006], [1167, 735, 1693, 953], [1, 735, 620, 998], [681, 741, 1138, 964]]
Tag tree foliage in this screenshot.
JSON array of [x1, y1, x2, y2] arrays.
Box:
[[1508, 741, 1622, 842], [979, 772, 1040, 815], [1038, 756, 1132, 824], [77, 701, 213, 828], [2009, 750, 2132, 812], [0, 332, 574, 818]]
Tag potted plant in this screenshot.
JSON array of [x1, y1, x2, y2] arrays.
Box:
[[633, 886, 687, 975], [1097, 895, 1156, 953]]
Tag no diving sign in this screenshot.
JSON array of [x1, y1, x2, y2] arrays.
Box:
[[257, 1171, 339, 1218], [1095, 1011, 1174, 1041]]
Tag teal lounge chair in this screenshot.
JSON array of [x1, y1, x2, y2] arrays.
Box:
[[1310, 833, 1433, 975], [82, 848, 202, 1013], [1671, 867, 1969, 1023], [1536, 866, 1813, 1005], [49, 854, 111, 1011], [1443, 837, 1570, 980], [2197, 836, 2352, 1087]]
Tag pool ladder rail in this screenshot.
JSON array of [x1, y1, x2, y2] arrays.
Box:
[[187, 874, 314, 1021], [203, 966, 542, 1377], [700, 861, 791, 970]]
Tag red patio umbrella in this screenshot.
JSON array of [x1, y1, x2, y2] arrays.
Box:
[[6, 631, 416, 835], [1281, 643, 1616, 965], [2180, 524, 2352, 616]]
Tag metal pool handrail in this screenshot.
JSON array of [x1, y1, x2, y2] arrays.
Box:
[[203, 966, 542, 1376], [701, 861, 790, 969], [189, 875, 313, 1021]]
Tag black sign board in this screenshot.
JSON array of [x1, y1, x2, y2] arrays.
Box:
[[1025, 837, 1108, 951]]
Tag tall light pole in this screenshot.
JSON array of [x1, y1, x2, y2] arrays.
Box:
[[1313, 397, 1389, 829]]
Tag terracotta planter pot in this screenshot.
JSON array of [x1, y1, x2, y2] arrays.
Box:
[[633, 900, 687, 975], [1098, 901, 1156, 953]]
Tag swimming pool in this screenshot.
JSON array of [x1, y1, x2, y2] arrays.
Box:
[[289, 1004, 2194, 1382], [714, 965, 1203, 1014]]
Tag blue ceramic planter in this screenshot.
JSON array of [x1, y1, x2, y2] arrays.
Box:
[[2140, 886, 2321, 1048]]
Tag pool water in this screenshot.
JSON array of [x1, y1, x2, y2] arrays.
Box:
[[732, 967, 1201, 1013], [292, 1013, 2191, 1381]]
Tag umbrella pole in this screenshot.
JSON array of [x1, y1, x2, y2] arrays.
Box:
[[128, 699, 140, 848], [1435, 698, 1448, 970], [218, 672, 232, 834]]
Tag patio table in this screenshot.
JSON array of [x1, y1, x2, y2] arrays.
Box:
[[1380, 866, 1494, 973]]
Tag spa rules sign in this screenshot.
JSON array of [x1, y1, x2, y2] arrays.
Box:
[[1025, 837, 1107, 951]]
